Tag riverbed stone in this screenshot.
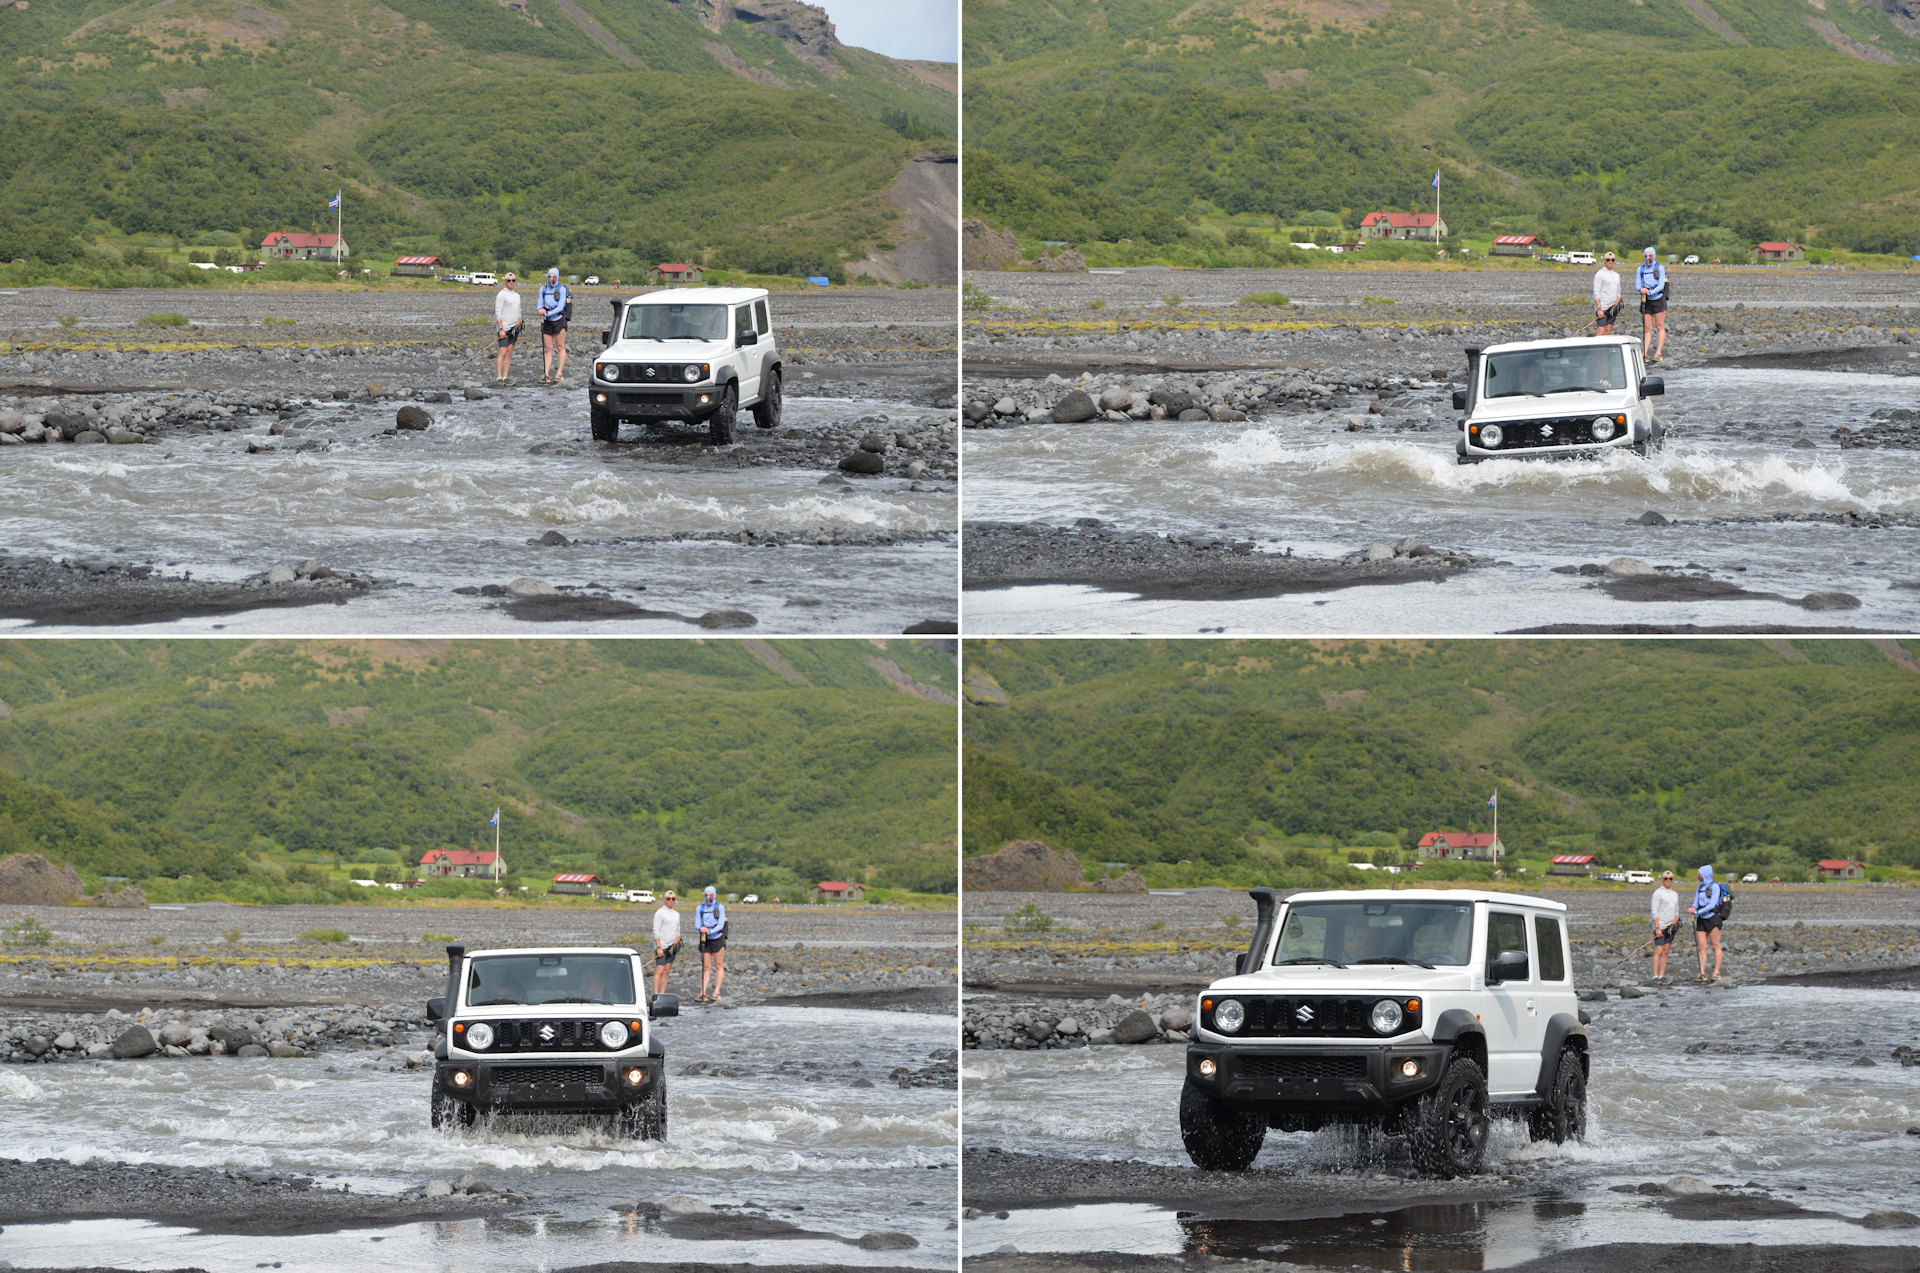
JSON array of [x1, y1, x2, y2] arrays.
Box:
[[395, 405, 431, 430], [52, 1032, 77, 1051], [1860, 1210, 1920, 1229], [1800, 591, 1861, 610], [1605, 556, 1656, 576], [839, 450, 884, 474], [236, 1043, 270, 1058], [1111, 1009, 1159, 1045], [857, 1231, 919, 1250], [505, 576, 558, 597], [663, 1195, 713, 1215], [267, 564, 296, 584], [110, 1025, 157, 1059], [158, 1021, 192, 1047], [1664, 1176, 1715, 1196], [1052, 390, 1098, 423]]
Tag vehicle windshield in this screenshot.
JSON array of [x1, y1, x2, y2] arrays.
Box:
[[622, 303, 727, 342], [1269, 901, 1475, 968], [465, 954, 636, 1006], [1483, 345, 1625, 399]]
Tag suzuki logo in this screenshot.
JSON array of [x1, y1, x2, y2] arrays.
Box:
[[1540, 423, 1554, 438], [538, 1023, 556, 1042], [1295, 1004, 1314, 1024], [644, 366, 657, 379]]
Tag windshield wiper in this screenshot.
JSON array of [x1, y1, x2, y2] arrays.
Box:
[[469, 996, 521, 1006], [1545, 386, 1606, 394], [538, 997, 601, 1004], [1351, 956, 1436, 969], [1270, 956, 1349, 968]]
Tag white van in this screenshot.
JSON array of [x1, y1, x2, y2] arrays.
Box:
[[1624, 871, 1654, 885], [628, 890, 655, 904], [1567, 251, 1596, 266], [469, 271, 498, 287]]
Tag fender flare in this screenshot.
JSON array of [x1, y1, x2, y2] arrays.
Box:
[[1533, 1013, 1589, 1098], [1430, 1008, 1486, 1072]]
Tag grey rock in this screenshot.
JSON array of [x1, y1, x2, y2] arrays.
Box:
[[1176, 408, 1209, 422], [1097, 387, 1132, 412], [267, 1040, 301, 1058], [1605, 556, 1656, 577], [839, 451, 884, 474], [1860, 1211, 1919, 1229], [1052, 390, 1097, 423], [1054, 1016, 1082, 1036], [463, 387, 490, 401], [267, 564, 297, 584], [395, 406, 432, 430], [23, 1036, 49, 1057], [857, 1231, 919, 1250], [1635, 511, 1672, 526], [1366, 541, 1396, 562], [1111, 1009, 1158, 1045], [52, 1032, 77, 1051], [1664, 1176, 1715, 1196], [236, 1043, 270, 1058], [859, 433, 888, 453], [73, 430, 106, 444], [425, 391, 453, 404], [991, 397, 1017, 415], [1800, 591, 1860, 611], [505, 576, 557, 597], [905, 460, 927, 480], [110, 1026, 157, 1059], [158, 1021, 192, 1047], [425, 1179, 454, 1198], [1026, 1019, 1054, 1043], [1208, 403, 1247, 422], [246, 437, 274, 453], [1161, 1006, 1194, 1033], [104, 426, 144, 445], [696, 610, 757, 630], [662, 1195, 713, 1215]]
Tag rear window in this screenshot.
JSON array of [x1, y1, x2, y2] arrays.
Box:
[[1483, 345, 1626, 399], [1534, 915, 1567, 981], [465, 954, 635, 1007]]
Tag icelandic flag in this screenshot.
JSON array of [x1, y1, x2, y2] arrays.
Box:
[[489, 808, 500, 829], [1432, 171, 1441, 190], [328, 191, 341, 210], [1488, 791, 1497, 808]]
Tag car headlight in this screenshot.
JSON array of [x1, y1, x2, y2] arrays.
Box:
[[1214, 999, 1245, 1034], [599, 1021, 629, 1049], [600, 363, 620, 381], [1370, 999, 1404, 1034], [1478, 423, 1504, 449], [682, 364, 700, 383], [1591, 415, 1617, 441], [464, 1022, 494, 1051]]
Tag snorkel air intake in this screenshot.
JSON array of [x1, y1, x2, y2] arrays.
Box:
[[1464, 346, 1484, 416], [1238, 888, 1279, 976], [444, 945, 465, 1012]]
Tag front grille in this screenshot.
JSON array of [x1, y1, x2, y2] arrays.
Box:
[[495, 1064, 602, 1087], [482, 1019, 617, 1052], [1243, 996, 1371, 1037], [605, 363, 691, 384], [1241, 1054, 1368, 1081], [1480, 415, 1619, 450]]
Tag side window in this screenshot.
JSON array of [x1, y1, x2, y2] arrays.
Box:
[[1534, 916, 1567, 982], [753, 300, 769, 334], [1485, 911, 1528, 980], [735, 306, 753, 337]]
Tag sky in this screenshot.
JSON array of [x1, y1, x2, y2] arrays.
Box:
[[816, 0, 958, 63]]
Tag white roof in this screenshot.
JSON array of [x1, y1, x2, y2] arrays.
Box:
[[1479, 335, 1638, 355], [626, 287, 767, 305], [1280, 888, 1566, 912], [463, 946, 639, 958]]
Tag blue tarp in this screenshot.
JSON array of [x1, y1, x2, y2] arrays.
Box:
[[807, 276, 830, 287]]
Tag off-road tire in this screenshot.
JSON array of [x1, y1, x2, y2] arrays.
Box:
[[1178, 1077, 1265, 1171], [707, 385, 738, 447], [618, 1077, 667, 1140], [590, 402, 617, 442], [1527, 1047, 1588, 1145], [431, 1094, 476, 1130], [751, 368, 782, 429], [1409, 1054, 1490, 1178]]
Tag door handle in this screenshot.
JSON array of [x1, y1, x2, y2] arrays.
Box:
[[1526, 999, 1536, 1015]]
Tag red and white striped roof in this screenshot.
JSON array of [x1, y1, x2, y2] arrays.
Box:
[[551, 873, 601, 884], [1493, 235, 1541, 245], [1549, 855, 1595, 865], [393, 255, 445, 266]]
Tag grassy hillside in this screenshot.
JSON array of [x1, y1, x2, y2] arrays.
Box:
[[962, 639, 1920, 888], [0, 639, 958, 903], [0, 0, 954, 283], [963, 0, 1920, 264]]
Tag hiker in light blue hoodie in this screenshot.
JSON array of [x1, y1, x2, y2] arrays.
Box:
[[1688, 864, 1727, 982]]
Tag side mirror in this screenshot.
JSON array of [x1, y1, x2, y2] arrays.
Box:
[[1233, 953, 1246, 976], [600, 329, 611, 348], [650, 993, 679, 1019], [425, 996, 446, 1022], [1451, 389, 1467, 411], [1640, 375, 1665, 398], [737, 329, 758, 347], [1488, 950, 1530, 984]]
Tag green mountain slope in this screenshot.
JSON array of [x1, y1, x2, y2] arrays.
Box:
[[0, 639, 958, 899], [962, 639, 1920, 885], [0, 0, 955, 278], [963, 0, 1920, 259]]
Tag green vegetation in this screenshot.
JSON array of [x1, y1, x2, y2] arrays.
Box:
[[3, 917, 53, 948], [137, 312, 190, 327], [1003, 902, 1054, 933], [963, 639, 1920, 889], [1239, 292, 1290, 307], [0, 0, 953, 286], [0, 639, 959, 904], [965, 0, 1920, 262], [223, 928, 242, 944], [299, 928, 351, 943], [421, 932, 457, 946]]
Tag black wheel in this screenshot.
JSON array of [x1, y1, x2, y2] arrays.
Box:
[[1527, 1047, 1588, 1145], [1178, 1077, 1264, 1171], [1410, 1053, 1490, 1178], [707, 384, 738, 446], [431, 1095, 476, 1130], [618, 1076, 667, 1140], [590, 402, 617, 442], [751, 368, 782, 429]]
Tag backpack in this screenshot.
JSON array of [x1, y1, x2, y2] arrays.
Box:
[[1711, 883, 1732, 921]]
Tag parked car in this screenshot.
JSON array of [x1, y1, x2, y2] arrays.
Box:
[[1742, 873, 1759, 883], [742, 894, 760, 903], [1455, 335, 1664, 464], [1624, 871, 1654, 885], [1183, 889, 1586, 1178], [1349, 863, 1377, 871], [468, 271, 498, 287], [1598, 872, 1626, 883], [627, 889, 656, 904], [584, 276, 600, 285], [1567, 250, 1596, 266], [427, 945, 676, 1137], [1683, 255, 1700, 265], [591, 287, 782, 445]]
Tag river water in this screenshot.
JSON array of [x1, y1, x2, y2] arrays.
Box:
[[0, 394, 955, 634], [963, 367, 1920, 633], [0, 1004, 957, 1270], [961, 985, 1919, 1267]]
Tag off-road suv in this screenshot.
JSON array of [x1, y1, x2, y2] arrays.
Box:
[[427, 944, 677, 1138], [1182, 889, 1587, 1177], [1455, 335, 1664, 464], [589, 287, 783, 446]]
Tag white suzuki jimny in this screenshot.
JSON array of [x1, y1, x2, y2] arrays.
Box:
[[590, 287, 783, 446], [427, 944, 678, 1138], [1182, 889, 1587, 1177], [1455, 335, 1664, 464]]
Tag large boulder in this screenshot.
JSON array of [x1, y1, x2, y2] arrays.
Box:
[[0, 854, 84, 906], [111, 1025, 158, 1059], [961, 219, 1024, 272], [1093, 870, 1148, 894], [962, 840, 1084, 893], [1051, 390, 1097, 424], [1111, 1010, 1159, 1045]]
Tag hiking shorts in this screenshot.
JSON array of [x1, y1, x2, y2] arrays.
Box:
[[1695, 916, 1723, 934], [498, 323, 522, 348], [654, 940, 681, 967], [1653, 924, 1678, 947], [700, 934, 727, 954], [1641, 296, 1668, 315], [1598, 301, 1622, 324], [541, 318, 567, 336]]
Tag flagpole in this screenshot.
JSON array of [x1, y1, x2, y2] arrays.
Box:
[[494, 810, 501, 880]]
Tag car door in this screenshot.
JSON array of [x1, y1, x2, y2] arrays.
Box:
[[1481, 907, 1536, 1095], [733, 305, 760, 404], [753, 299, 774, 387]]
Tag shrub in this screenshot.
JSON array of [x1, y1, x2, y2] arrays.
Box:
[[1088, 298, 1106, 311], [420, 932, 456, 945], [2, 917, 53, 947], [1222, 912, 1243, 928], [1002, 902, 1053, 933], [1161, 292, 1182, 308], [1148, 919, 1165, 931], [1360, 295, 1396, 306], [148, 933, 166, 946], [299, 927, 351, 943], [1240, 292, 1290, 307], [56, 313, 78, 329], [961, 280, 993, 311], [138, 312, 189, 327], [262, 315, 297, 327], [223, 928, 242, 944]]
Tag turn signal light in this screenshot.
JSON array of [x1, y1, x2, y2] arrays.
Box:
[[1201, 998, 1214, 1011], [453, 1023, 465, 1033], [1406, 998, 1421, 1013]]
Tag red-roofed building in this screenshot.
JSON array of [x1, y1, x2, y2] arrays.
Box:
[[809, 880, 865, 902], [1547, 854, 1596, 877], [1416, 831, 1505, 861], [1359, 211, 1448, 241], [649, 262, 703, 284], [1491, 235, 1543, 257], [1754, 241, 1804, 262], [261, 231, 347, 262], [1813, 858, 1864, 880], [550, 872, 603, 895], [420, 847, 504, 880], [392, 254, 446, 277]]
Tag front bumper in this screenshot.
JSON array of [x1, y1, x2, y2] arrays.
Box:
[[1457, 415, 1648, 463], [1186, 1041, 1451, 1113], [588, 385, 720, 421], [434, 1056, 662, 1113]]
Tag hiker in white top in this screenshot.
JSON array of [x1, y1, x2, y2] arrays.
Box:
[[493, 273, 523, 385], [1648, 870, 1680, 981], [651, 890, 681, 996], [1593, 252, 1622, 335]]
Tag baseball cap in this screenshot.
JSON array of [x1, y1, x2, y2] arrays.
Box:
[[504, 272, 516, 282], [1604, 252, 1616, 261]]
